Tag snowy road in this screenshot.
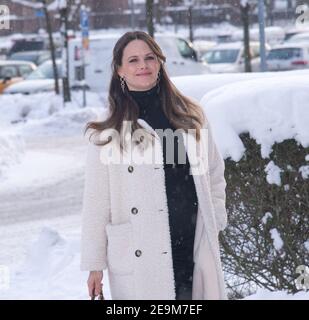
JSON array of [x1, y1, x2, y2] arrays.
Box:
[[0, 168, 84, 226], [0, 135, 86, 226]]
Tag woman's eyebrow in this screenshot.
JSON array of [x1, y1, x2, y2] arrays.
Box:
[[127, 52, 154, 59]]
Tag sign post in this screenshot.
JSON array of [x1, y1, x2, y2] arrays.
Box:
[[258, 0, 267, 72], [80, 6, 89, 107]]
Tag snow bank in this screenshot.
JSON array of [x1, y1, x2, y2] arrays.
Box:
[[0, 133, 25, 182], [0, 91, 105, 135], [172, 69, 309, 101], [0, 92, 62, 127], [0, 91, 105, 185], [18, 106, 102, 138], [199, 74, 309, 162]]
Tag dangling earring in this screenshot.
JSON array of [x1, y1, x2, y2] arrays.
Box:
[[120, 76, 126, 93], [156, 70, 161, 94]]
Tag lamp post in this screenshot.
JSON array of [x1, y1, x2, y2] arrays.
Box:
[[129, 0, 135, 30], [258, 0, 267, 72]]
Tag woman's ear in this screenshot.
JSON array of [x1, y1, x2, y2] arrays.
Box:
[[117, 66, 122, 78]]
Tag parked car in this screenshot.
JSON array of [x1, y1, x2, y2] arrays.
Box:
[[68, 33, 209, 93], [201, 41, 271, 73], [192, 40, 217, 61], [0, 47, 9, 60], [0, 60, 36, 93], [3, 59, 62, 94], [285, 32, 309, 44], [8, 39, 46, 56], [266, 43, 309, 71], [7, 49, 62, 66]]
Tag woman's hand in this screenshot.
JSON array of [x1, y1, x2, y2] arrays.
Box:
[[87, 271, 103, 298]]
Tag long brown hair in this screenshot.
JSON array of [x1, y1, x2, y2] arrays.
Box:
[[84, 30, 206, 150]]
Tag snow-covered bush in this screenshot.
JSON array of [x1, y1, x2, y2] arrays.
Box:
[[200, 74, 309, 299], [220, 134, 309, 298]]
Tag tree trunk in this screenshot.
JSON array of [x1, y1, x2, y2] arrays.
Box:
[[60, 6, 71, 103], [42, 0, 60, 94], [146, 0, 154, 38]]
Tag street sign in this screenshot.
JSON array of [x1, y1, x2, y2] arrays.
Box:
[[79, 7, 89, 107], [35, 9, 44, 18], [80, 9, 89, 50]]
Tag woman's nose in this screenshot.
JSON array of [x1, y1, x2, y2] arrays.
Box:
[[138, 60, 148, 69]]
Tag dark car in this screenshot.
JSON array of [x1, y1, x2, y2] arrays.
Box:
[[8, 50, 62, 66], [8, 39, 45, 56]]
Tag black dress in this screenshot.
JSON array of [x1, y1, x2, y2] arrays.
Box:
[[128, 84, 198, 300]]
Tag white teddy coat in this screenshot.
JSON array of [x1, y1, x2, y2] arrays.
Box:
[[80, 110, 228, 300]]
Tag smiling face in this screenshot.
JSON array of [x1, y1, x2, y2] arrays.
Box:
[[117, 39, 161, 91]]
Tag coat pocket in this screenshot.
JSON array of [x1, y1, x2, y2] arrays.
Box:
[[105, 221, 134, 275]]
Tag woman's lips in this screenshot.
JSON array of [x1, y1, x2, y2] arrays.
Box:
[[137, 73, 151, 76]]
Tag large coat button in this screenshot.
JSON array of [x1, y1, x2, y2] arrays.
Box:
[[131, 207, 138, 214], [135, 249, 142, 257], [128, 165, 134, 173]]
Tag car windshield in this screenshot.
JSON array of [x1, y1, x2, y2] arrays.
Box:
[[26, 61, 62, 79], [267, 48, 302, 60], [9, 53, 38, 63], [11, 41, 44, 53], [155, 37, 182, 58], [203, 49, 239, 63]]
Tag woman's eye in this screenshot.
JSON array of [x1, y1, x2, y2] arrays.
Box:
[[129, 57, 155, 63]]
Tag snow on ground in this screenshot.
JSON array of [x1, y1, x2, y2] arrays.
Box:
[[0, 148, 84, 192], [0, 220, 111, 300], [1, 69, 308, 300], [244, 289, 309, 300], [0, 133, 25, 181]]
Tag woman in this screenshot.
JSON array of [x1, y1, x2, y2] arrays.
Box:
[[80, 31, 228, 300]]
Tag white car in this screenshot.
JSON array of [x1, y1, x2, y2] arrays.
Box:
[[3, 59, 62, 94], [285, 32, 309, 44], [192, 40, 217, 61], [266, 43, 309, 71], [201, 41, 271, 73], [68, 33, 209, 93]]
